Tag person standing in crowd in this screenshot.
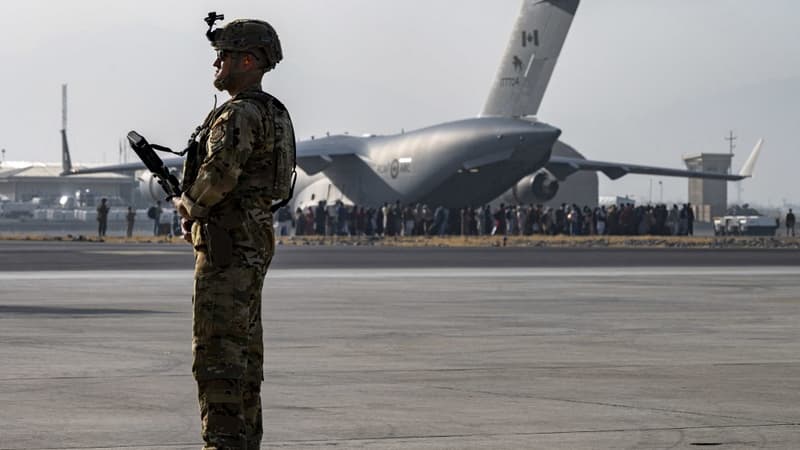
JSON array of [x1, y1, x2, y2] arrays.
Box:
[[305, 207, 315, 235], [492, 204, 506, 236], [678, 204, 688, 235], [375, 203, 384, 236], [596, 206, 607, 235], [342, 201, 351, 235], [668, 204, 680, 236], [96, 197, 110, 238], [687, 203, 695, 236], [475, 205, 485, 235], [125, 206, 136, 238], [379, 202, 389, 236], [529, 204, 541, 235], [148, 200, 163, 236], [294, 207, 306, 236], [505, 205, 516, 235], [482, 205, 492, 235], [171, 210, 181, 238], [422, 204, 433, 235], [554, 205, 565, 235], [354, 206, 365, 236], [314, 201, 326, 235], [786, 209, 796, 237], [402, 204, 415, 236], [295, 207, 306, 236], [392, 200, 402, 236], [571, 204, 582, 236], [277, 205, 293, 236], [431, 205, 443, 236]]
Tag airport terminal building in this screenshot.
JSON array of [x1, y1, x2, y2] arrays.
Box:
[[0, 163, 135, 206]]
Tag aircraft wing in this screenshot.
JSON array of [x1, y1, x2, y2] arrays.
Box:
[[64, 134, 366, 177], [296, 135, 368, 175], [545, 156, 746, 181], [546, 138, 764, 182], [63, 158, 183, 176]]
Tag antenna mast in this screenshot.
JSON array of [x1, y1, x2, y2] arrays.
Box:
[[725, 130, 743, 205], [725, 130, 737, 156]]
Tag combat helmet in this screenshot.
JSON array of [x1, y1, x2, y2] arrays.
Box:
[[205, 13, 283, 72]]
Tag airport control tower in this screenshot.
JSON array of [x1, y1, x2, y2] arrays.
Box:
[[683, 153, 733, 222]]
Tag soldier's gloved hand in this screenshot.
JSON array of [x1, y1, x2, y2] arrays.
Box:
[[172, 197, 191, 220], [181, 218, 193, 244]]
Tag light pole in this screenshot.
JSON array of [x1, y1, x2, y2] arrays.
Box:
[[658, 180, 663, 204]]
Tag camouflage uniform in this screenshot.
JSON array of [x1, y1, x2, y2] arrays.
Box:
[[181, 84, 294, 449]]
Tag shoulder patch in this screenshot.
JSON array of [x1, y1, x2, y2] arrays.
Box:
[[209, 122, 226, 144]]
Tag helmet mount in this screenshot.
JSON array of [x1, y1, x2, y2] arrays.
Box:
[[205, 12, 226, 43]]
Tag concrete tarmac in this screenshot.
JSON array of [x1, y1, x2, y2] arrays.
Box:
[[0, 244, 799, 449]]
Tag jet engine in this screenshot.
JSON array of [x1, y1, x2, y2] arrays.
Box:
[[531, 171, 559, 201], [135, 170, 181, 204], [508, 170, 559, 204], [136, 172, 162, 203]]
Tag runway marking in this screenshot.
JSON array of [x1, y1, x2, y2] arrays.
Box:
[[1, 266, 800, 281]]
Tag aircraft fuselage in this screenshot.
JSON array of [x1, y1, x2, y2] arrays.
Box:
[[294, 117, 561, 209]]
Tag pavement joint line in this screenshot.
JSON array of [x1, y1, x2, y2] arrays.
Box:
[[2, 360, 799, 382], [0, 374, 188, 382], [3, 424, 798, 450], [263, 423, 800, 445], [0, 444, 201, 450], [427, 385, 790, 426]]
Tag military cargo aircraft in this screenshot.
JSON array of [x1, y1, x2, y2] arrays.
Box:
[[65, 0, 762, 209]]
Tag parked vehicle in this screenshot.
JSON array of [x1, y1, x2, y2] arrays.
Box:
[[713, 205, 779, 236]]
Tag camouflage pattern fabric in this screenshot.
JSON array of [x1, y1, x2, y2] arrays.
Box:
[[193, 240, 271, 449], [182, 84, 292, 449]]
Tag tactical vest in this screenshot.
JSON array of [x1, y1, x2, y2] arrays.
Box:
[[182, 91, 297, 213]]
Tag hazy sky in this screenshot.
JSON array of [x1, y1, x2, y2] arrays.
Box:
[[1, 0, 798, 206]]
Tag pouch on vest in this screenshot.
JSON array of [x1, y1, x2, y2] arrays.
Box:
[[203, 222, 233, 268]]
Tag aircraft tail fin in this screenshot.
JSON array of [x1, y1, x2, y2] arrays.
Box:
[[738, 138, 764, 178], [60, 84, 73, 175], [61, 129, 73, 175], [481, 0, 580, 118]]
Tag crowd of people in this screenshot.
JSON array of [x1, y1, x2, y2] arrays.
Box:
[[276, 200, 700, 238]]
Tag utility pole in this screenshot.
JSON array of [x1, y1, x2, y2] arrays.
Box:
[[658, 180, 663, 204]]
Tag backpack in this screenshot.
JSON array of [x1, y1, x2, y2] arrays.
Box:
[[236, 91, 297, 212], [147, 206, 157, 219]]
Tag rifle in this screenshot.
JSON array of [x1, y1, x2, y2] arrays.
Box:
[[126, 131, 182, 200]]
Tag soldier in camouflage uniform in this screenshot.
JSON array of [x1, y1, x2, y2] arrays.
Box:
[[173, 16, 295, 450]]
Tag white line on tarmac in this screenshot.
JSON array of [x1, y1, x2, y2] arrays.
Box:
[[1, 266, 800, 281]]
